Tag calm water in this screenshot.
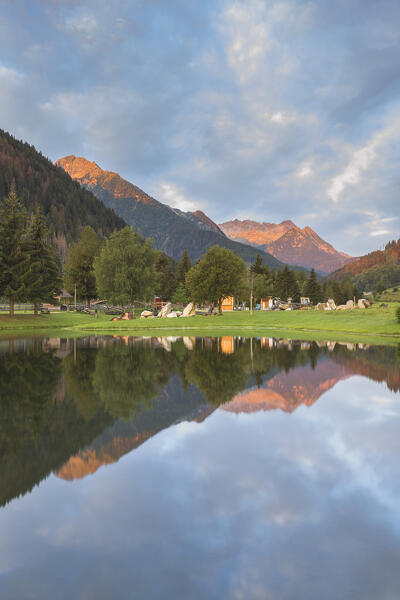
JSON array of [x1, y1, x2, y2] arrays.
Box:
[[0, 335, 399, 599]]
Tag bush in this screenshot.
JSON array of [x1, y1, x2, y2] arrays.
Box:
[[396, 305, 400, 324]]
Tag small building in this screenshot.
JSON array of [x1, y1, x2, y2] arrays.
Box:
[[260, 297, 272, 310], [55, 289, 73, 305], [221, 296, 234, 312], [153, 296, 169, 310], [220, 336, 235, 354]]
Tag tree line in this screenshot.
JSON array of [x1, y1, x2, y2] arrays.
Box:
[[0, 188, 361, 315], [249, 254, 360, 305], [0, 187, 62, 315]]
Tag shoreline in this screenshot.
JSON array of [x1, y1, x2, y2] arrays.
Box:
[[0, 305, 399, 346]]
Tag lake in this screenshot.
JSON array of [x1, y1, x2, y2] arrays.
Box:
[[0, 335, 399, 599]]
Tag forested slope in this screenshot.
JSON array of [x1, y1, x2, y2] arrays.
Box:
[[0, 129, 126, 258]]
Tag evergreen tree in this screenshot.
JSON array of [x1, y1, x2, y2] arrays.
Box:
[[24, 210, 62, 314], [171, 283, 189, 305], [154, 253, 176, 300], [176, 249, 192, 287], [296, 269, 307, 294], [304, 268, 322, 304], [250, 254, 264, 274], [273, 267, 284, 298], [287, 268, 300, 302], [65, 226, 101, 306], [0, 186, 28, 316], [341, 276, 354, 302], [253, 273, 273, 301], [352, 284, 360, 302], [324, 281, 336, 303]]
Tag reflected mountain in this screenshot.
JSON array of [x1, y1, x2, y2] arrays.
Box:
[[222, 358, 351, 414], [0, 336, 398, 498], [55, 376, 214, 480]]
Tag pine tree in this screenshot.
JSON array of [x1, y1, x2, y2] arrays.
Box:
[[287, 269, 300, 302], [273, 267, 284, 298], [171, 283, 188, 305], [250, 254, 264, 274], [24, 210, 62, 315], [154, 253, 176, 300], [324, 282, 336, 303], [304, 268, 322, 304], [0, 186, 28, 316], [176, 249, 192, 287], [341, 276, 354, 302]]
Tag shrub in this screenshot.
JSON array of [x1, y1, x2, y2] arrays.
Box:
[[396, 305, 400, 324]]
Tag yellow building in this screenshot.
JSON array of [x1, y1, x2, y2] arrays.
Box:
[[221, 296, 234, 311]]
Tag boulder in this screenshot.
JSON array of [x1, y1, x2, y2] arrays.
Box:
[[358, 298, 369, 309], [140, 310, 153, 319], [166, 311, 178, 318], [158, 302, 172, 318], [121, 312, 135, 320], [336, 305, 347, 310], [346, 300, 354, 309], [327, 298, 336, 310], [175, 311, 183, 317], [160, 338, 172, 352], [182, 302, 196, 317], [315, 302, 328, 310], [183, 336, 195, 350]]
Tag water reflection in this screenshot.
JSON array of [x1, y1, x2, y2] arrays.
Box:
[[0, 335, 398, 502], [0, 336, 399, 598]]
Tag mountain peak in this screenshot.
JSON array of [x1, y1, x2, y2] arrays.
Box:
[[56, 155, 283, 267], [219, 218, 354, 273]]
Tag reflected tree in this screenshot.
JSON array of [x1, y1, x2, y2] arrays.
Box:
[[185, 345, 247, 405], [92, 343, 173, 420]]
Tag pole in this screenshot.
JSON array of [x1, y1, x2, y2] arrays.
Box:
[[250, 272, 254, 315]]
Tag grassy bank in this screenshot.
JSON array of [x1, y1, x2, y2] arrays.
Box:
[[0, 303, 399, 345]]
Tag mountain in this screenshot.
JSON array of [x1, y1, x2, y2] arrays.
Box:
[[56, 155, 284, 267], [55, 376, 216, 481], [222, 359, 350, 414], [329, 239, 400, 280], [0, 130, 126, 259], [219, 219, 354, 273]]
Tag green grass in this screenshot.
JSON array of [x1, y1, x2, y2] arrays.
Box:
[[375, 287, 400, 303], [0, 303, 399, 345]]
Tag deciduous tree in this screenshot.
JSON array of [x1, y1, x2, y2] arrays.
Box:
[[94, 227, 157, 306], [186, 246, 247, 314], [65, 226, 101, 306]]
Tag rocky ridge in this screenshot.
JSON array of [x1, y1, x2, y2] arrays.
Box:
[[56, 155, 283, 267], [219, 219, 354, 273]]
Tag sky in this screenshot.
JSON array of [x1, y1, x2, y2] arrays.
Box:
[[0, 0, 399, 255]]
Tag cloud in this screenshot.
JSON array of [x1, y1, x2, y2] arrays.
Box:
[[154, 182, 199, 212], [0, 0, 399, 255]]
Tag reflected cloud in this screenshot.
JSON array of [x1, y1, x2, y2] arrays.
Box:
[[0, 335, 399, 598]]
